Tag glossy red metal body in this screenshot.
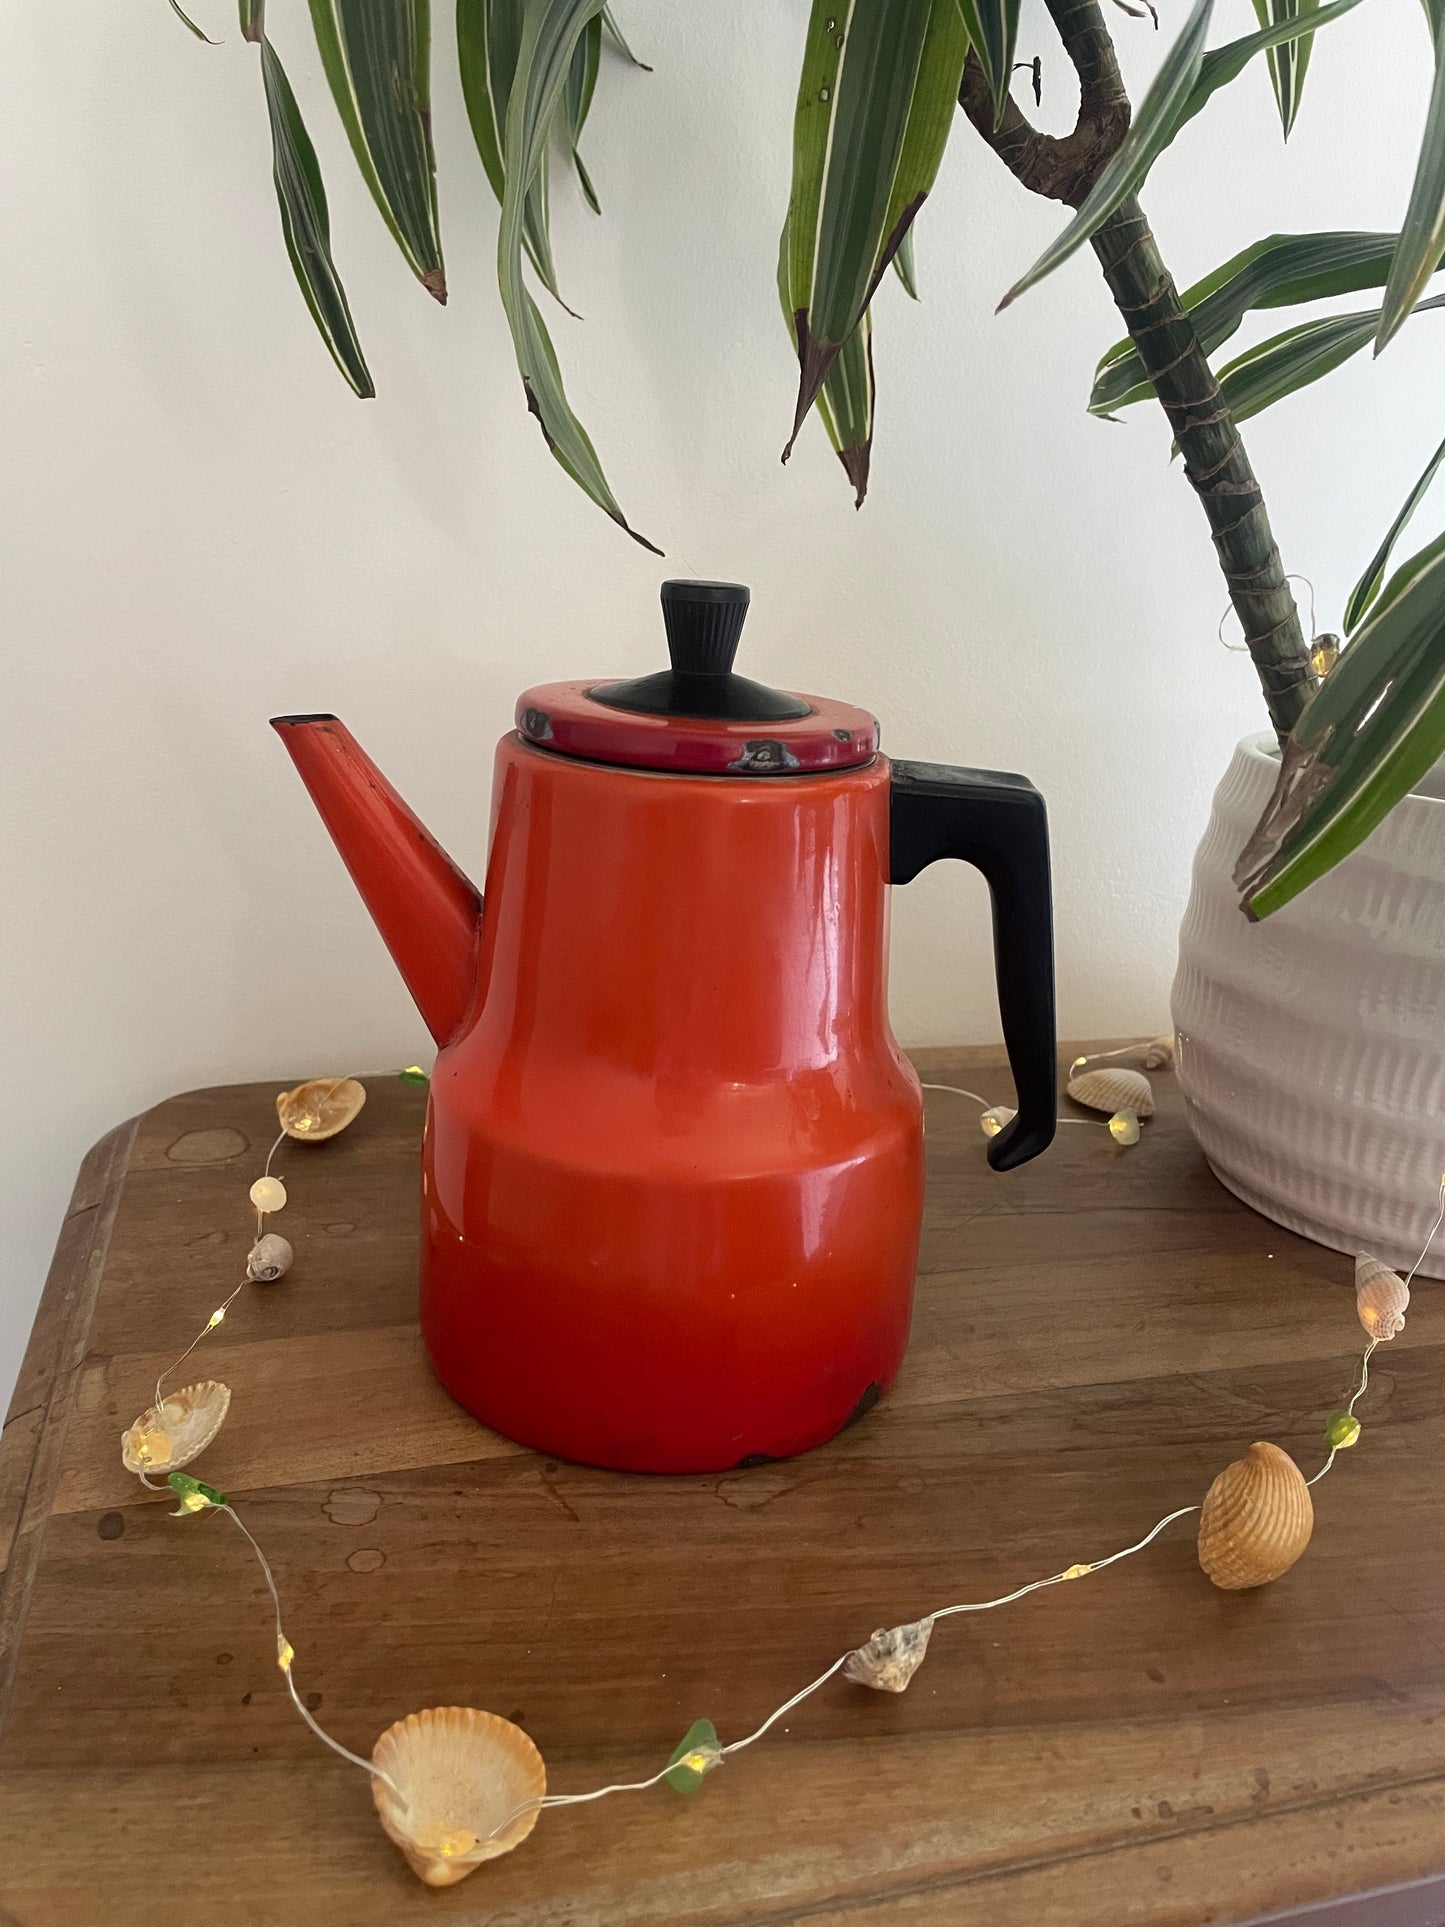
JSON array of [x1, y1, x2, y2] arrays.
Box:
[[274, 718, 924, 1472]]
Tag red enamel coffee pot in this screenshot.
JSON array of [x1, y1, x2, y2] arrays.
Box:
[[274, 581, 1056, 1472]]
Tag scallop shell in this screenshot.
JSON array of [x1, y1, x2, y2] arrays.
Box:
[[1355, 1253, 1409, 1341], [276, 1076, 367, 1141], [247, 1233, 293, 1283], [371, 1707, 545, 1888], [844, 1616, 934, 1693], [121, 1380, 231, 1475], [1065, 1066, 1155, 1118], [1197, 1441, 1313, 1591]]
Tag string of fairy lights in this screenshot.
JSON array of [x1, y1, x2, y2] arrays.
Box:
[[119, 1047, 1443, 1887]]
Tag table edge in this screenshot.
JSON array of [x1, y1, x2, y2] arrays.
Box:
[[0, 1115, 137, 1727]]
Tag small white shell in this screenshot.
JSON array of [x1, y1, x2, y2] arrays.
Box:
[[247, 1233, 293, 1282], [1141, 1034, 1175, 1070], [121, 1380, 231, 1474], [980, 1105, 1016, 1138], [844, 1616, 934, 1692], [1355, 1253, 1409, 1341], [371, 1707, 545, 1887], [1066, 1066, 1155, 1118]]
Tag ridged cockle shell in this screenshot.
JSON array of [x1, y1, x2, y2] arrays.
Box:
[[371, 1707, 545, 1887], [121, 1380, 231, 1475], [1197, 1441, 1313, 1591], [1065, 1067, 1155, 1118]]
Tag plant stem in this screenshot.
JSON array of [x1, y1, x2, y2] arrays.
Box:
[[1088, 199, 1314, 736], [959, 0, 1317, 739]]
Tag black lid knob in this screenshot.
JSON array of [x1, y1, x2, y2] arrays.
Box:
[[588, 578, 810, 725], [661, 580, 750, 677]]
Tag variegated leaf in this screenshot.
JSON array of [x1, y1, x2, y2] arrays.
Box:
[[782, 0, 967, 455], [257, 38, 373, 397], [308, 0, 445, 300], [496, 0, 656, 548]]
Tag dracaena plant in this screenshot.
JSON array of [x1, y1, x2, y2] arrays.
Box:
[[173, 0, 1445, 917]]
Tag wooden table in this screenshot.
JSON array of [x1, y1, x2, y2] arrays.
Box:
[[3, 1047, 1444, 1927]]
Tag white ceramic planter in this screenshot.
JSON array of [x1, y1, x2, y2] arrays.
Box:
[[1172, 734, 1445, 1278]]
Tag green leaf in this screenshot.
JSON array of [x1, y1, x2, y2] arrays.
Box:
[[893, 227, 919, 299], [1238, 534, 1445, 916], [496, 0, 657, 549], [308, 0, 445, 301], [1378, 0, 1445, 352], [1181, 0, 1362, 138], [169, 0, 219, 42], [1212, 293, 1445, 428], [239, 0, 263, 39], [457, 0, 565, 299], [954, 0, 1020, 124], [1000, 0, 1214, 310], [257, 38, 374, 398], [1345, 432, 1445, 631], [1249, 0, 1319, 137], [564, 14, 602, 210], [1090, 225, 1402, 416], [818, 312, 876, 505], [783, 0, 967, 455], [600, 3, 649, 68], [778, 220, 876, 505]]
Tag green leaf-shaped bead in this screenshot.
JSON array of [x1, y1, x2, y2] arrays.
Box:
[[665, 1718, 721, 1794], [1324, 1409, 1361, 1450]]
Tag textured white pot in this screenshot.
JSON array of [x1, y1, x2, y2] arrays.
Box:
[[1172, 734, 1445, 1278]]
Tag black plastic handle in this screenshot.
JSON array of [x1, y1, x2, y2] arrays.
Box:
[[889, 759, 1057, 1171]]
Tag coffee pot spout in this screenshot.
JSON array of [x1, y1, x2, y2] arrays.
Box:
[[271, 715, 482, 1046]]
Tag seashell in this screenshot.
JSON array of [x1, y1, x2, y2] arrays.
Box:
[[276, 1076, 367, 1142], [1141, 1033, 1175, 1070], [1066, 1066, 1155, 1118], [1197, 1441, 1313, 1591], [980, 1105, 1016, 1138], [1355, 1253, 1409, 1341], [844, 1616, 934, 1693], [371, 1707, 545, 1888], [247, 1233, 293, 1283], [121, 1380, 231, 1475]]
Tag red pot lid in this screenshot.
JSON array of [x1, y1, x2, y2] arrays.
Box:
[[515, 580, 879, 777]]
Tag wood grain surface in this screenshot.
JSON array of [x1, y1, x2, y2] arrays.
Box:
[[2, 1047, 1444, 1927]]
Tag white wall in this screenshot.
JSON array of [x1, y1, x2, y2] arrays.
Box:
[[3, 0, 1440, 1404]]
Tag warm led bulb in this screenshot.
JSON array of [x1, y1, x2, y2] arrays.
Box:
[[1108, 1109, 1141, 1146], [437, 1830, 478, 1859], [207, 1306, 227, 1329], [1061, 1562, 1092, 1580], [250, 1176, 287, 1214], [980, 1106, 1016, 1138], [1309, 634, 1340, 679], [277, 1636, 295, 1672]]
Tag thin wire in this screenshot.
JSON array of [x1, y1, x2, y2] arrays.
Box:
[[152, 1276, 249, 1413], [720, 1654, 850, 1756], [934, 1503, 1199, 1620], [920, 1081, 990, 1107], [152, 1127, 290, 1412], [1404, 1178, 1445, 1290], [920, 1082, 1109, 1130], [217, 1503, 404, 1798], [1218, 575, 1316, 652]]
